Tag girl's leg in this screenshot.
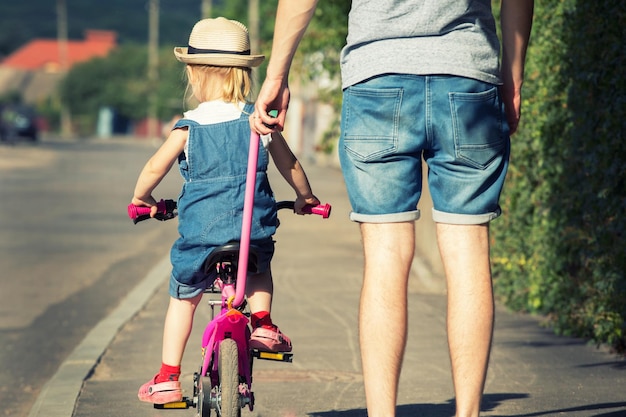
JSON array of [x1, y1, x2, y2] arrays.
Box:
[[246, 269, 292, 352], [162, 293, 203, 366], [246, 269, 273, 315], [138, 293, 203, 404]]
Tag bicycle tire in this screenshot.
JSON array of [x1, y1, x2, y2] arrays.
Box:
[[218, 339, 241, 417]]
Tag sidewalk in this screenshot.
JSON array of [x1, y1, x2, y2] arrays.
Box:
[[37, 163, 626, 417]]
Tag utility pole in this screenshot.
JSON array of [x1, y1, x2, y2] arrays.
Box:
[[248, 0, 260, 91], [56, 0, 72, 138], [147, 0, 159, 140], [202, 0, 212, 18]]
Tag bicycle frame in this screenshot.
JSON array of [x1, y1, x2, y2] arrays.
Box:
[[199, 264, 254, 411]]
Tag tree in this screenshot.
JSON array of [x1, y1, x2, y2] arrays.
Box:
[[59, 44, 185, 133]]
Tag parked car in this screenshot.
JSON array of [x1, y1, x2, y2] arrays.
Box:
[[0, 104, 38, 142]]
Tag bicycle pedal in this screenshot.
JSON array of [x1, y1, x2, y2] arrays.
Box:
[[253, 350, 293, 362], [153, 397, 192, 409]]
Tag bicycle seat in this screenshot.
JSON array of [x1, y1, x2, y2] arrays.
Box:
[[202, 241, 261, 275]]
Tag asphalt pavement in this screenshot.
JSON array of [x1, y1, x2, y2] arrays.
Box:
[[28, 161, 625, 417]]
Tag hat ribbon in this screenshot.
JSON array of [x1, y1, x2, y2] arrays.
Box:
[[188, 46, 251, 55]]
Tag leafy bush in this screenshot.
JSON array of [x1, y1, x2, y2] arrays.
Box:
[[60, 44, 186, 131], [492, 0, 625, 353]]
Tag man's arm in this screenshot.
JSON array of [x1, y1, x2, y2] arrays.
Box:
[[500, 0, 534, 135], [252, 0, 318, 134]]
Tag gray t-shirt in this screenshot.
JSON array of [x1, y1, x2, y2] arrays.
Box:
[[340, 0, 501, 89]]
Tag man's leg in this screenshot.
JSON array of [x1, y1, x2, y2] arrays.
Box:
[[437, 223, 494, 417], [359, 222, 415, 417]]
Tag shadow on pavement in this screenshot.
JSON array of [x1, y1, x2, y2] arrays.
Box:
[[307, 395, 626, 417], [308, 393, 527, 416]]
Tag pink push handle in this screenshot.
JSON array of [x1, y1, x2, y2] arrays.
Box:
[[233, 131, 261, 308]]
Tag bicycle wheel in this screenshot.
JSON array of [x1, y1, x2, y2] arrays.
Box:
[[218, 339, 241, 417]]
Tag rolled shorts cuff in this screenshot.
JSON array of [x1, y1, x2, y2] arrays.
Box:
[[431, 207, 501, 225], [349, 209, 420, 223], [169, 273, 213, 299]]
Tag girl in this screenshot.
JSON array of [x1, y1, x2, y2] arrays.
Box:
[[134, 17, 320, 404]]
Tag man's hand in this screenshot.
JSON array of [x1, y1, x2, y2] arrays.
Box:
[[251, 78, 290, 134], [501, 83, 522, 135]]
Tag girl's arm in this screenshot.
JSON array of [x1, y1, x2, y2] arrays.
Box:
[[132, 127, 188, 217], [267, 131, 320, 214]]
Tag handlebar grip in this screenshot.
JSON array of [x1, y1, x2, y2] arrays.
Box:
[[127, 199, 177, 224], [276, 201, 331, 219], [301, 203, 331, 219]]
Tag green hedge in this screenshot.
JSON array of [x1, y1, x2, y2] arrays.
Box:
[[492, 0, 626, 353]]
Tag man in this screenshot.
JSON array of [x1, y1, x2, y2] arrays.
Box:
[[251, 1, 533, 416]]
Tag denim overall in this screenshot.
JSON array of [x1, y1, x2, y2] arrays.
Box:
[[169, 103, 277, 299]]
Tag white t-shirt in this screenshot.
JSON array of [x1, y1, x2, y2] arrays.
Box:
[[182, 101, 271, 154]]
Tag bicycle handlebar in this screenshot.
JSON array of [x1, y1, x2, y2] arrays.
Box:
[[128, 200, 331, 223]]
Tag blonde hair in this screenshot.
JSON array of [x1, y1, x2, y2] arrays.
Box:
[[185, 64, 253, 104]]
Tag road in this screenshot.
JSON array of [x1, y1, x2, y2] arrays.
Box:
[[3, 137, 625, 417], [0, 137, 181, 417]]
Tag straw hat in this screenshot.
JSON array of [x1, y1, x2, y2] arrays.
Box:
[[174, 17, 265, 67]]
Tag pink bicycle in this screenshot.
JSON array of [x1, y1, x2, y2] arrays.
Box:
[[129, 199, 329, 416], [128, 132, 330, 417]]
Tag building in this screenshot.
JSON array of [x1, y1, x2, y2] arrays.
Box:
[[0, 30, 117, 104]]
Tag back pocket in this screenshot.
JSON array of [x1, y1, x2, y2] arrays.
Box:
[[342, 86, 402, 162], [449, 86, 506, 169]]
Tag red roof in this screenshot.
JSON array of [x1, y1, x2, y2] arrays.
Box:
[[1, 30, 117, 71]]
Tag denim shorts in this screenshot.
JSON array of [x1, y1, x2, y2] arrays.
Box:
[[339, 74, 510, 225], [169, 238, 275, 299]]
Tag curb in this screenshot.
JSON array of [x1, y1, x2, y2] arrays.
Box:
[[27, 255, 171, 417]]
